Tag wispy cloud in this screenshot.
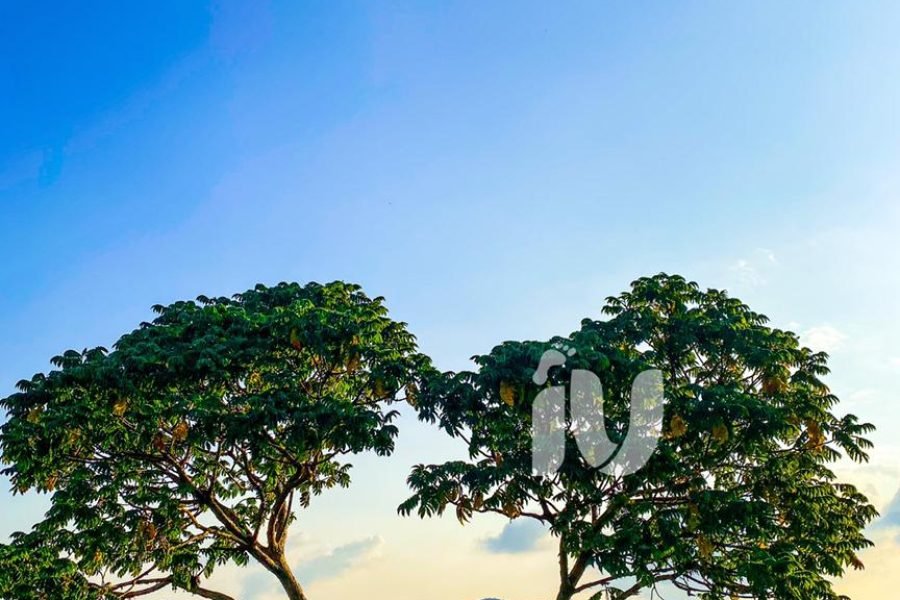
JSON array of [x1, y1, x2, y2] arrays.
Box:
[[848, 388, 879, 404], [802, 324, 846, 353], [727, 248, 778, 287], [483, 520, 547, 554], [297, 536, 383, 584], [875, 488, 900, 530]]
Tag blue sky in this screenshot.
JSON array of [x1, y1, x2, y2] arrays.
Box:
[[3, 2, 900, 598]]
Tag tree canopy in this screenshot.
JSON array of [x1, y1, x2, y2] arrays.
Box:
[[1, 281, 427, 600], [401, 274, 877, 600]]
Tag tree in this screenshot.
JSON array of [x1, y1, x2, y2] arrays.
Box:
[[400, 274, 877, 600], [1, 281, 427, 600]]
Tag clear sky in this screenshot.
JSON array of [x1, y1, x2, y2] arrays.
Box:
[[3, 2, 900, 598]]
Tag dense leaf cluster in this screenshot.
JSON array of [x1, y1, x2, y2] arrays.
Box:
[[0, 275, 878, 599], [401, 274, 877, 600], [1, 282, 426, 600]]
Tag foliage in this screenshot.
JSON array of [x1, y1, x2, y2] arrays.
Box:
[[1, 281, 427, 600], [400, 274, 877, 600]]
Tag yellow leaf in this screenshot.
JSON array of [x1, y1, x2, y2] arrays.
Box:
[[290, 328, 303, 350], [173, 421, 189, 442], [247, 372, 263, 390], [66, 429, 81, 445], [806, 419, 826, 449], [712, 423, 729, 444], [762, 376, 786, 396], [405, 382, 419, 406], [26, 408, 42, 424], [698, 535, 713, 559], [499, 382, 516, 407], [686, 503, 700, 531], [138, 520, 158, 544], [112, 398, 128, 417], [668, 414, 687, 439]]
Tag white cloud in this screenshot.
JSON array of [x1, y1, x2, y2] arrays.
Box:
[[729, 259, 764, 286], [802, 324, 847, 353], [297, 536, 383, 584], [234, 534, 385, 600], [483, 520, 548, 554], [756, 247, 778, 264], [727, 249, 778, 287], [848, 389, 879, 404]]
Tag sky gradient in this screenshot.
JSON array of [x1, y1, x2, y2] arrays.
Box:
[[3, 2, 900, 598]]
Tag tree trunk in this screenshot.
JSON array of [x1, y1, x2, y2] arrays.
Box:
[[556, 552, 590, 600], [556, 535, 574, 600], [271, 556, 310, 600], [555, 586, 575, 600], [251, 545, 310, 600]]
